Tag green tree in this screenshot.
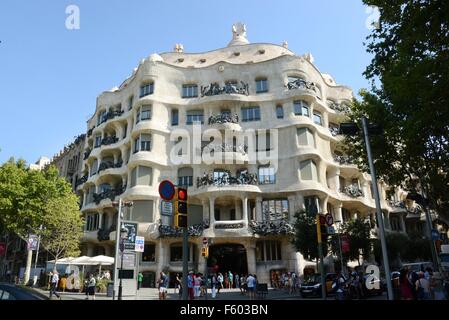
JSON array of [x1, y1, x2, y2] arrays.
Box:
[[344, 1, 449, 220], [339, 218, 372, 265], [291, 211, 328, 261]]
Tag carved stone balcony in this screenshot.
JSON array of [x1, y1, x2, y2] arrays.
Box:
[[342, 184, 364, 198], [200, 82, 249, 97], [87, 127, 95, 138], [158, 220, 210, 238], [208, 113, 239, 125], [250, 220, 294, 235], [196, 170, 258, 188]]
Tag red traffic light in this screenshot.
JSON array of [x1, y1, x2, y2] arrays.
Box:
[[177, 188, 187, 201]]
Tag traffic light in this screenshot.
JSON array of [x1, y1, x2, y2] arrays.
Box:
[[317, 214, 328, 243], [174, 187, 188, 228], [201, 246, 209, 258]]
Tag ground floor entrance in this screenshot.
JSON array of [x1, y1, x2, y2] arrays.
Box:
[[207, 244, 248, 276]]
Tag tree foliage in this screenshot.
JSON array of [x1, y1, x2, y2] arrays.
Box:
[[344, 1, 449, 220], [0, 158, 83, 260], [336, 218, 372, 265], [291, 211, 328, 261]]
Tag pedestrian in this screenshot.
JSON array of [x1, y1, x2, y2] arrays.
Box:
[[246, 274, 256, 300], [49, 270, 61, 299], [235, 273, 239, 289], [334, 271, 346, 300], [241, 275, 247, 295], [415, 272, 431, 300], [194, 273, 202, 298], [224, 274, 229, 289], [399, 269, 413, 300], [175, 273, 182, 296], [187, 271, 195, 300], [137, 272, 143, 290], [431, 272, 447, 300], [228, 271, 233, 289], [211, 273, 218, 298], [158, 272, 168, 300], [217, 272, 224, 293], [86, 273, 96, 300]]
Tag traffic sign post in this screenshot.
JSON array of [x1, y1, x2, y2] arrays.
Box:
[[161, 200, 173, 216], [135, 236, 145, 253], [325, 213, 334, 226], [316, 214, 326, 300]]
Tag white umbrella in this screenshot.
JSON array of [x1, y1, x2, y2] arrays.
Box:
[[87, 255, 114, 274], [47, 257, 75, 264], [70, 256, 96, 265]]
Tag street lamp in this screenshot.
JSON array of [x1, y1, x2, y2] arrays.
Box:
[[334, 220, 346, 276], [118, 224, 128, 301], [339, 116, 394, 300]]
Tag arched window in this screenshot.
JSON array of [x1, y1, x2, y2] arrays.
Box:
[[178, 167, 193, 187], [276, 105, 284, 119], [300, 159, 318, 181]]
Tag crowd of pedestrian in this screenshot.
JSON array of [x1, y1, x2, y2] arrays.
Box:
[[397, 267, 448, 300]]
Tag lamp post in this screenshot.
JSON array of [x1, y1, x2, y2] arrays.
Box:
[[334, 220, 345, 276], [339, 117, 394, 300], [118, 224, 128, 301]]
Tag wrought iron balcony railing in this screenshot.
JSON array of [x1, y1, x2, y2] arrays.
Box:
[[101, 136, 119, 146], [158, 220, 210, 238], [87, 127, 95, 138], [208, 113, 239, 125], [342, 184, 364, 198], [333, 154, 354, 165], [83, 149, 91, 160], [326, 101, 350, 113], [97, 160, 123, 173], [92, 185, 126, 204], [196, 171, 258, 188], [329, 124, 340, 137], [285, 78, 317, 92], [75, 175, 88, 188], [250, 220, 294, 235], [202, 143, 248, 155], [200, 81, 249, 97]]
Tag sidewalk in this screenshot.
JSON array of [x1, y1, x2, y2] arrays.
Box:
[[36, 287, 304, 300]]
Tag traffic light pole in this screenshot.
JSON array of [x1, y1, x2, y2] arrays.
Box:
[[361, 117, 393, 300], [316, 215, 326, 300], [182, 227, 188, 300]]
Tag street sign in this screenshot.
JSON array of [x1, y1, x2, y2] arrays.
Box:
[[159, 180, 176, 201], [135, 236, 145, 252], [327, 226, 336, 235], [341, 235, 350, 253], [431, 229, 440, 241], [325, 213, 334, 226], [319, 214, 326, 225], [161, 200, 173, 216], [27, 235, 38, 251], [123, 221, 138, 251], [202, 237, 208, 246]]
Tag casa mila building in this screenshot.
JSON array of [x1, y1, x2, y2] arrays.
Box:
[[76, 23, 417, 287]]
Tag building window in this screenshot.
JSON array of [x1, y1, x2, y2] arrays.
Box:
[[186, 110, 204, 124], [256, 131, 272, 151], [294, 100, 309, 117], [90, 159, 98, 176], [128, 96, 134, 111], [304, 196, 320, 215], [300, 159, 318, 181], [258, 166, 276, 185], [97, 110, 107, 126], [136, 105, 152, 124], [255, 78, 268, 93], [94, 134, 102, 148], [172, 109, 179, 126], [297, 127, 315, 146], [182, 84, 198, 98], [256, 241, 282, 261], [313, 112, 322, 126], [140, 83, 154, 98], [170, 243, 195, 262], [342, 208, 351, 222], [241, 106, 261, 122], [134, 134, 152, 153], [130, 166, 152, 187], [262, 199, 289, 221], [142, 244, 155, 262], [276, 105, 284, 119], [178, 167, 193, 187], [85, 213, 99, 231]]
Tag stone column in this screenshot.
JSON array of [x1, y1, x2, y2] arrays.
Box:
[[246, 243, 257, 275], [256, 196, 263, 221], [209, 197, 216, 225], [400, 214, 407, 233], [98, 211, 103, 229], [288, 195, 296, 222], [296, 193, 305, 212], [242, 196, 248, 226], [362, 181, 369, 200], [335, 204, 343, 228], [384, 211, 391, 230], [202, 199, 209, 221], [321, 197, 328, 214], [156, 240, 165, 276]]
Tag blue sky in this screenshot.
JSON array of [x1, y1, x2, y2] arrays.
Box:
[[0, 0, 374, 165]]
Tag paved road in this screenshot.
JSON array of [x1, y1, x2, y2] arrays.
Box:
[[35, 287, 388, 301]]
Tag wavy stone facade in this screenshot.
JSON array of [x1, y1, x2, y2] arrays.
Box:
[[76, 24, 416, 286]]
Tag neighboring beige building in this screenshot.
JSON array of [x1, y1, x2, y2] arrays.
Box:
[[49, 134, 85, 191], [74, 23, 432, 287], [29, 156, 50, 171]]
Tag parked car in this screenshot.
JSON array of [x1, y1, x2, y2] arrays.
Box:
[[299, 273, 337, 298], [0, 283, 48, 300]]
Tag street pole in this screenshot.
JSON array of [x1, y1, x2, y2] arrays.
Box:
[[182, 227, 188, 300], [118, 240, 124, 300], [316, 215, 326, 300], [113, 198, 122, 300], [337, 233, 345, 275], [204, 255, 208, 301], [361, 116, 393, 300]]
